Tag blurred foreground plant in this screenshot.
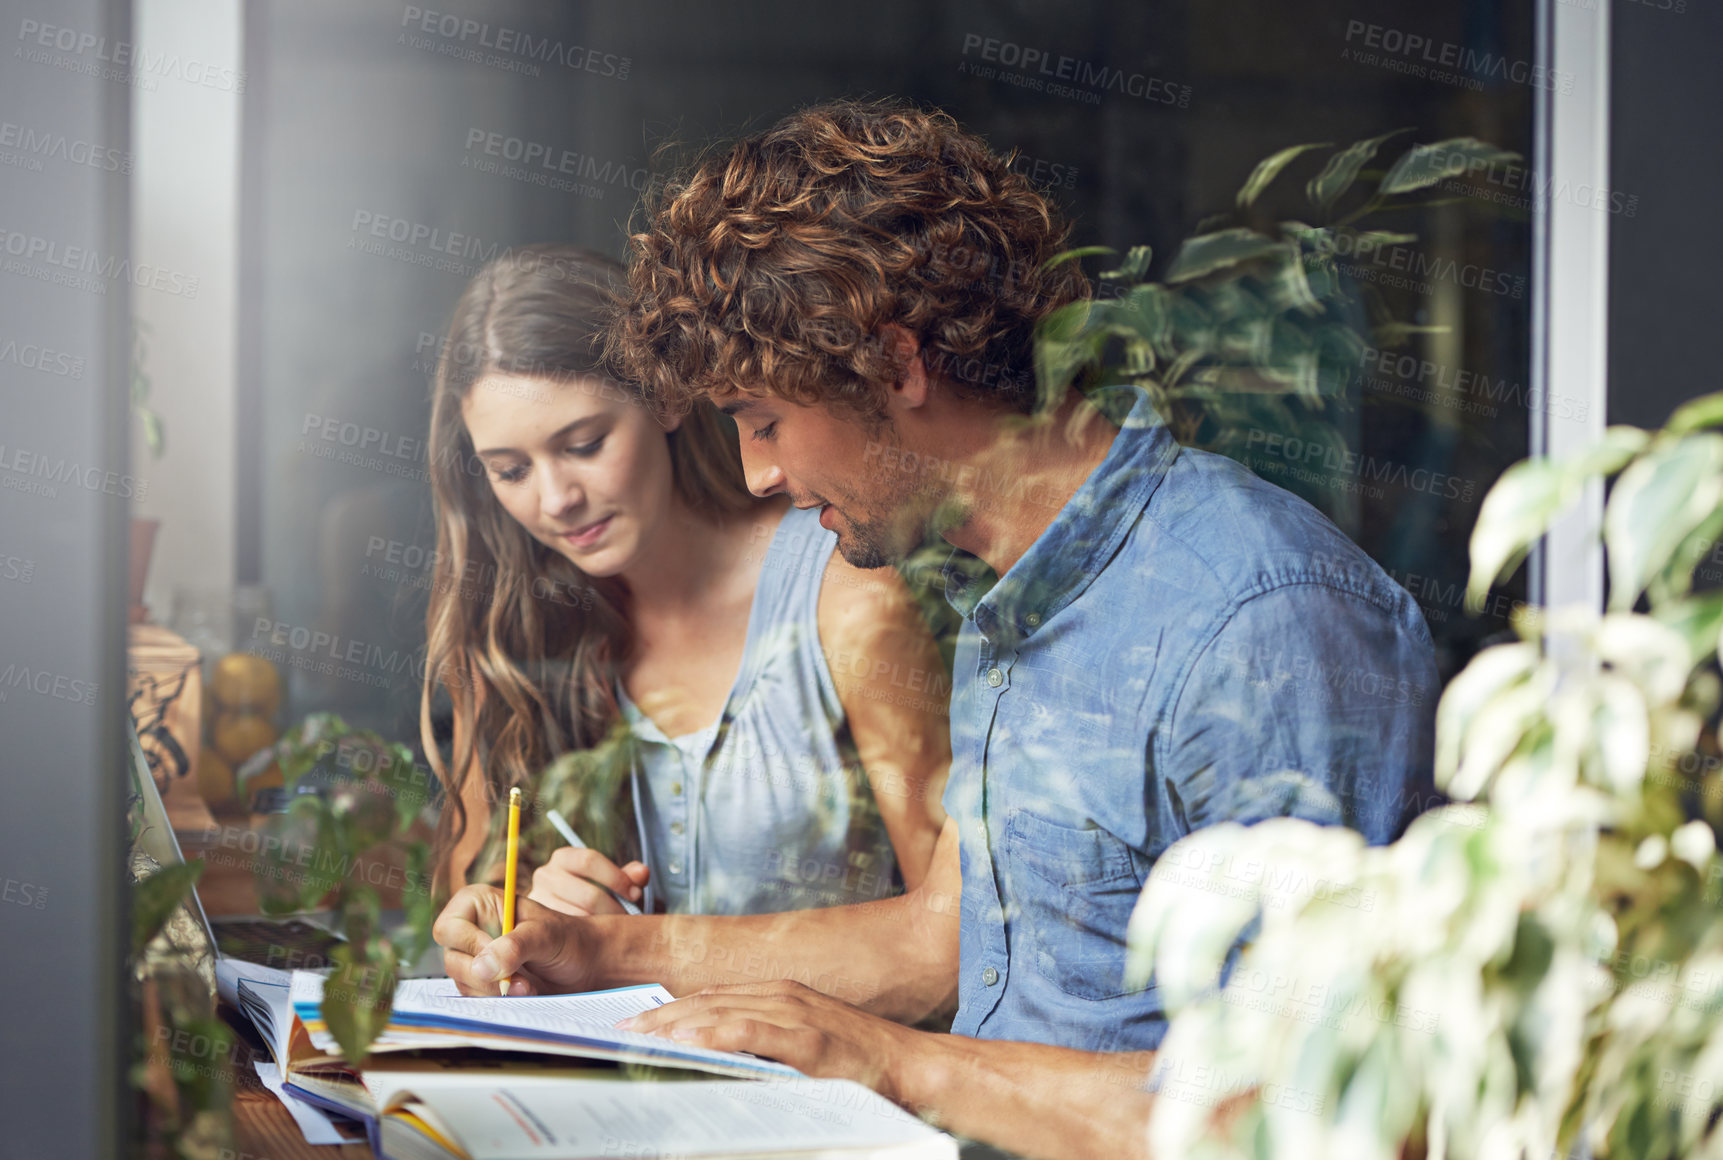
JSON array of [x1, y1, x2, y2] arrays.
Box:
[[128, 753, 230, 1159], [1036, 133, 1517, 520], [253, 713, 439, 1065], [1126, 395, 1723, 1159]]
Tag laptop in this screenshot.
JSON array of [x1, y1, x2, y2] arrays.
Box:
[[127, 720, 441, 976]]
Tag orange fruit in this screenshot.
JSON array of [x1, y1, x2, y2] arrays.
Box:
[[212, 653, 282, 717], [213, 711, 278, 766], [196, 746, 236, 807]]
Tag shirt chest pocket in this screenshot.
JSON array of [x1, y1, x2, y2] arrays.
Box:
[[1003, 810, 1148, 1001]]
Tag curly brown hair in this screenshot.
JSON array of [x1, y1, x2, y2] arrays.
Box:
[[607, 98, 1091, 418]]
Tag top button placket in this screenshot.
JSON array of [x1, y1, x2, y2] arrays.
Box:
[[965, 618, 1013, 1031]]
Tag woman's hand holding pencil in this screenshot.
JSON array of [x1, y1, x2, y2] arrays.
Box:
[[527, 808, 650, 917]]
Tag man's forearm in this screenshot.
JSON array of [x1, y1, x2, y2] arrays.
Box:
[[899, 1036, 1156, 1160], [589, 887, 960, 1023]]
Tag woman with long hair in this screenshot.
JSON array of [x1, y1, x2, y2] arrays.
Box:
[[419, 244, 950, 918]]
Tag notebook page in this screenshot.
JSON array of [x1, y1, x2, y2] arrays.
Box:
[[387, 1078, 955, 1159], [395, 984, 673, 1030], [291, 974, 795, 1077], [292, 974, 672, 1027]]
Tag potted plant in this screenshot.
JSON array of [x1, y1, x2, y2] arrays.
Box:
[[1125, 397, 1723, 1158]]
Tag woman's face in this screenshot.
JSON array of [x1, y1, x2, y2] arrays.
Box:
[[462, 372, 679, 578]]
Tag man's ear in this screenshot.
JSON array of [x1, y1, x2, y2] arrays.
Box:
[[880, 324, 930, 411]]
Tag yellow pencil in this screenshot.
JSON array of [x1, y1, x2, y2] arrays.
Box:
[[499, 786, 522, 996]]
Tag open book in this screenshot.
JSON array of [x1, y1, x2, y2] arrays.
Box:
[[291, 974, 801, 1079], [219, 964, 794, 1120], [218, 964, 954, 1158]]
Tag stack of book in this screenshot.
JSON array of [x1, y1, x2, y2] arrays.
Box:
[[219, 963, 955, 1160]]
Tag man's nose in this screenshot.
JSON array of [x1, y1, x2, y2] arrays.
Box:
[[740, 446, 786, 498]]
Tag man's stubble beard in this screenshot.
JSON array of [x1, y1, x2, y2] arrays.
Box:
[[830, 472, 964, 571], [827, 412, 962, 570]]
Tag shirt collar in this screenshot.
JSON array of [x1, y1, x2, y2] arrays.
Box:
[[940, 384, 1178, 645]]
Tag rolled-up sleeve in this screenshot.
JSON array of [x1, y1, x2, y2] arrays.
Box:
[[1161, 583, 1440, 845]]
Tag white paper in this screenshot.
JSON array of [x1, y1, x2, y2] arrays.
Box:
[[385, 1077, 955, 1159], [215, 959, 290, 1007], [237, 973, 297, 1068], [404, 985, 673, 1030], [291, 973, 796, 1077], [253, 1059, 357, 1146]]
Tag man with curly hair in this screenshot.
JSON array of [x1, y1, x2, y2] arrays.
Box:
[[434, 99, 1437, 1157]]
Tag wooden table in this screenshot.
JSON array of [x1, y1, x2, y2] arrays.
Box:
[[222, 1005, 373, 1159]]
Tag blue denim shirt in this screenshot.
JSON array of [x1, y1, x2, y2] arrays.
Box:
[[939, 384, 1439, 1052]]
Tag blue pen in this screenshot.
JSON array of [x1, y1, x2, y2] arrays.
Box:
[[544, 808, 645, 916]]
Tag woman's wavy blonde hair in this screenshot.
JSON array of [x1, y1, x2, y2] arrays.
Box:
[[420, 244, 758, 890]]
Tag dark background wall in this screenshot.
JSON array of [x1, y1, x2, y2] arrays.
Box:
[[1607, 0, 1723, 430]]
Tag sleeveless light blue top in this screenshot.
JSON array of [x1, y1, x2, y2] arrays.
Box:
[[617, 505, 900, 916]]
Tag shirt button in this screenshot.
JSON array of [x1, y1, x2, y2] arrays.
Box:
[[669, 781, 683, 796], [669, 821, 685, 836], [669, 859, 684, 875], [986, 667, 1003, 687], [982, 966, 999, 986], [1025, 612, 1041, 627]]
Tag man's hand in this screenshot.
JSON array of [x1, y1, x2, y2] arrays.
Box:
[[433, 883, 600, 996], [528, 846, 650, 917], [617, 980, 927, 1104]]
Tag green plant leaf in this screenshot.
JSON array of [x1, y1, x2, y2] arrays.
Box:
[[1466, 427, 1650, 605], [1604, 434, 1723, 611], [1040, 245, 1113, 274], [1306, 129, 1407, 210], [1647, 505, 1723, 609], [1371, 322, 1452, 347], [1033, 299, 1101, 399], [1466, 458, 1581, 606], [1125, 823, 1264, 999], [1100, 244, 1154, 283], [1379, 138, 1521, 196], [140, 408, 166, 459], [1435, 642, 1542, 796], [1164, 229, 1286, 284], [255, 798, 344, 914], [1352, 229, 1419, 249], [133, 860, 205, 957], [1236, 142, 1331, 209], [1665, 391, 1723, 436], [321, 939, 399, 1067], [1113, 283, 1173, 353], [1654, 589, 1723, 668], [1261, 248, 1323, 316]]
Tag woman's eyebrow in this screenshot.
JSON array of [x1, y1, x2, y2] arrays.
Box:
[[473, 415, 602, 457]]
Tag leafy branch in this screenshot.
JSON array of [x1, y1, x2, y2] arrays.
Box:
[[1125, 393, 1723, 1160], [1034, 134, 1519, 519], [253, 713, 440, 1065]]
